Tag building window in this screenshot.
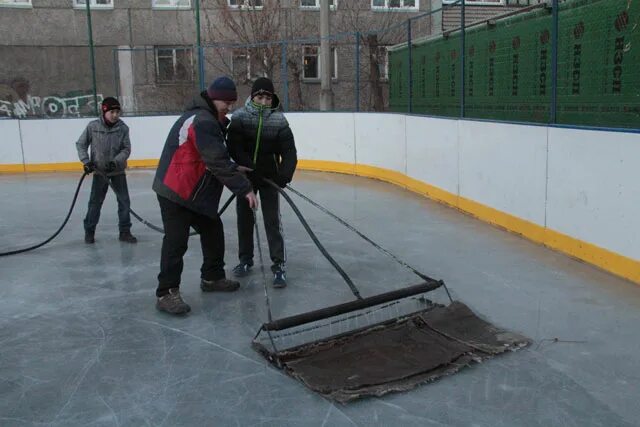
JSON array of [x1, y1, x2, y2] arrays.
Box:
[[443, 0, 504, 4], [377, 46, 389, 81], [0, 0, 32, 7], [300, 0, 336, 9], [371, 0, 418, 10], [302, 45, 337, 80], [73, 0, 113, 9], [232, 49, 267, 81], [152, 0, 191, 9], [228, 0, 264, 8], [155, 47, 194, 83]]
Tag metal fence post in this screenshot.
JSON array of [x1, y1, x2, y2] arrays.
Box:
[[281, 42, 289, 111], [355, 32, 360, 112], [407, 19, 413, 114], [550, 0, 559, 123], [460, 0, 465, 118], [195, 0, 205, 91], [113, 48, 119, 100], [85, 0, 98, 116]]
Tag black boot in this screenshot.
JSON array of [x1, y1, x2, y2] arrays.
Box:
[[200, 278, 240, 292], [85, 231, 95, 244], [119, 231, 137, 243]]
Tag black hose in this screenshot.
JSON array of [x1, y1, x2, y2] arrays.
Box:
[[263, 178, 362, 300], [0, 172, 89, 257], [0, 172, 237, 257]]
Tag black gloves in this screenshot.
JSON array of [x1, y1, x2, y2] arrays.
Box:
[[245, 169, 288, 189], [105, 161, 116, 173], [272, 175, 289, 189], [83, 161, 95, 174]]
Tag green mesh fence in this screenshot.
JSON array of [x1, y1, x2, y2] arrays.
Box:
[[389, 0, 640, 129]]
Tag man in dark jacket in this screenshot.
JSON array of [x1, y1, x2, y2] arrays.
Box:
[[227, 77, 297, 288], [76, 96, 137, 244], [153, 76, 258, 315]]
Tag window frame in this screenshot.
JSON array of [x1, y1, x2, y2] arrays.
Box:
[[299, 0, 337, 10], [0, 0, 33, 8], [152, 0, 191, 10], [231, 48, 268, 81], [302, 45, 338, 81], [442, 0, 505, 5], [73, 0, 114, 10], [371, 0, 419, 11], [154, 46, 195, 84], [228, 0, 264, 9]]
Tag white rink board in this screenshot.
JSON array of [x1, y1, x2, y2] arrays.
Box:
[[3, 114, 638, 263], [354, 113, 406, 174], [547, 127, 640, 260], [20, 118, 92, 165], [125, 115, 179, 160], [286, 113, 356, 164], [406, 116, 459, 195], [458, 120, 548, 226], [0, 120, 24, 165]]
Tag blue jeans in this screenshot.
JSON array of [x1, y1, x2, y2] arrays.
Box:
[[83, 173, 132, 233]]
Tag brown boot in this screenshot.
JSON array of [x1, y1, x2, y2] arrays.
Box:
[[156, 288, 191, 315], [200, 278, 240, 292]]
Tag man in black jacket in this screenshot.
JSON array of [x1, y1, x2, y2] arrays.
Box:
[[227, 77, 297, 288], [152, 76, 258, 315]]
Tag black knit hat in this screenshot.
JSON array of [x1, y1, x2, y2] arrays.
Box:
[[207, 76, 238, 101], [101, 97, 121, 113], [251, 77, 275, 98]]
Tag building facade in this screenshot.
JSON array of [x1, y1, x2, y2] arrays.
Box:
[[0, 0, 530, 116]]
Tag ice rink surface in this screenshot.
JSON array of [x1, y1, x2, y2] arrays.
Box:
[[1, 170, 638, 427]]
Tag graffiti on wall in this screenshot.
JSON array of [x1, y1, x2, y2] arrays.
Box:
[[0, 78, 103, 118]]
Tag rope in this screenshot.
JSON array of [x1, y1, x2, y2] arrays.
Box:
[[263, 178, 363, 300], [285, 185, 453, 302], [252, 207, 282, 362]]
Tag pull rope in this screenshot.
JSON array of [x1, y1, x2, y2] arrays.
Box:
[[262, 178, 363, 300], [285, 184, 452, 303]]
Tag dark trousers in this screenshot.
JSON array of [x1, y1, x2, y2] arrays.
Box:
[[237, 184, 285, 271], [156, 195, 226, 296], [84, 173, 132, 233]]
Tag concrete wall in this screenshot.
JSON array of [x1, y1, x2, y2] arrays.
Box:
[[1, 113, 638, 283]]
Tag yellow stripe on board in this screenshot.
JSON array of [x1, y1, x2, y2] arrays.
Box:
[[0, 160, 161, 174], [298, 160, 640, 285], [0, 164, 25, 173], [1, 158, 638, 284], [128, 159, 159, 168]]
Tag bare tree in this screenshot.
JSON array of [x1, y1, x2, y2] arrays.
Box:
[[201, 0, 286, 85], [336, 1, 421, 111], [197, 0, 433, 111]]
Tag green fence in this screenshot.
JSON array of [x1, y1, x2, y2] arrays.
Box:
[[390, 0, 640, 129]]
